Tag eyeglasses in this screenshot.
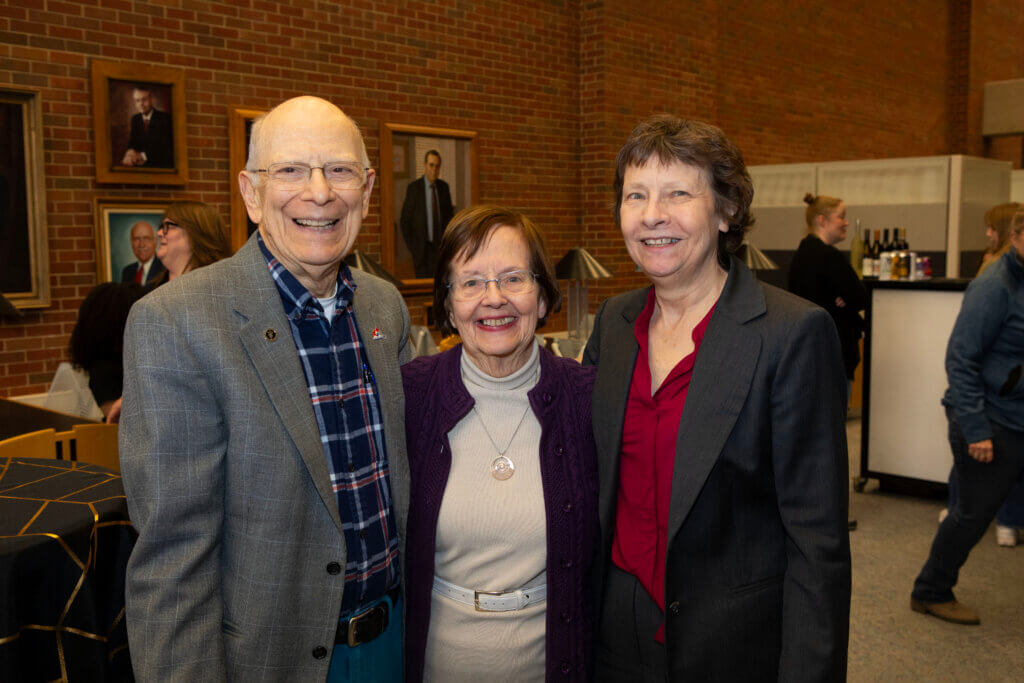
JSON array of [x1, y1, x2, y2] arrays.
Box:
[[158, 219, 180, 234], [250, 161, 368, 189], [447, 270, 538, 301]]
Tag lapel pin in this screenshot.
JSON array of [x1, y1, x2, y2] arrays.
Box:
[[371, 327, 385, 340], [265, 328, 277, 341]]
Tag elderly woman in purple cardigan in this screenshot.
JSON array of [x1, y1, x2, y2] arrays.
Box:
[[401, 205, 598, 682]]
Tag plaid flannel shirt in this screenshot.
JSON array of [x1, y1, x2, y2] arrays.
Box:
[[259, 234, 399, 615]]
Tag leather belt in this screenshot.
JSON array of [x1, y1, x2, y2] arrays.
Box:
[[335, 585, 400, 647], [432, 575, 547, 612]]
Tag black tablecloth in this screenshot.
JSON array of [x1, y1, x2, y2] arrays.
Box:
[[0, 457, 135, 681]]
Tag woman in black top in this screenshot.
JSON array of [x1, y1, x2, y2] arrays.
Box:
[[788, 193, 867, 383]]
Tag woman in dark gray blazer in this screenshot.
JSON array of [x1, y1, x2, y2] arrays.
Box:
[[583, 115, 852, 682]]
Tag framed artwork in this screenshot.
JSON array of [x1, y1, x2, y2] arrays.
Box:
[[94, 198, 168, 284], [379, 123, 478, 291], [228, 106, 267, 252], [91, 60, 189, 185], [0, 86, 50, 309]]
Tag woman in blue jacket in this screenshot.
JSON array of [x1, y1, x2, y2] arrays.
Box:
[[911, 208, 1024, 625]]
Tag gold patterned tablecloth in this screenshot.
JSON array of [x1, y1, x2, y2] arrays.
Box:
[[0, 456, 135, 681]]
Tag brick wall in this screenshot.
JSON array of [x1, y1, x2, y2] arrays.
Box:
[[2, 0, 1022, 396]]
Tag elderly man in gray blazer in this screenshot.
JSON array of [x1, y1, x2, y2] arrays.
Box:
[[120, 96, 411, 682]]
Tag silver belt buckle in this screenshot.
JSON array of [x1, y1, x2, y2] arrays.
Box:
[[474, 589, 506, 612]]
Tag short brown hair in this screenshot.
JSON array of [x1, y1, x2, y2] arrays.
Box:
[[613, 115, 754, 267], [803, 193, 844, 231], [433, 205, 561, 336], [164, 201, 231, 271]]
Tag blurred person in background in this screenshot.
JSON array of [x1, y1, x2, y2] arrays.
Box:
[[150, 200, 231, 287], [68, 282, 147, 422], [942, 201, 1024, 546], [911, 209, 1024, 625]]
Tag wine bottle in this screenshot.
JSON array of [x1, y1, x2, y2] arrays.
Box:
[[871, 230, 882, 277], [882, 228, 892, 253], [862, 225, 875, 278], [850, 219, 864, 278]]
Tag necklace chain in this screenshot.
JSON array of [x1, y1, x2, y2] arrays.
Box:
[[473, 403, 530, 456]]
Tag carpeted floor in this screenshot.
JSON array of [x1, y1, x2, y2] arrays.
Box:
[[846, 419, 1024, 682]]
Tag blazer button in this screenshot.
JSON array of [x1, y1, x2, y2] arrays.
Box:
[[312, 646, 328, 659], [326, 562, 341, 575], [669, 601, 680, 614]]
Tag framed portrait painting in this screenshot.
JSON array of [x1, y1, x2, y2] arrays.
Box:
[[94, 198, 169, 284], [228, 106, 267, 252], [0, 86, 50, 309], [91, 60, 188, 185], [379, 123, 478, 291]]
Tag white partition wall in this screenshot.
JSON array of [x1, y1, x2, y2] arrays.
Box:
[[866, 288, 964, 483], [748, 155, 1011, 276]]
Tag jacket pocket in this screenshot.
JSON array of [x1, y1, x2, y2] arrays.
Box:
[[728, 574, 783, 597]]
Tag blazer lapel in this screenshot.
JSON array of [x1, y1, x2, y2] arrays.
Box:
[[594, 290, 646, 538], [231, 237, 344, 533], [666, 259, 765, 544]]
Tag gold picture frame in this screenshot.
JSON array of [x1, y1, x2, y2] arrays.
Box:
[[379, 122, 478, 292], [228, 106, 267, 252], [91, 60, 189, 185], [0, 86, 50, 309], [94, 198, 169, 284]]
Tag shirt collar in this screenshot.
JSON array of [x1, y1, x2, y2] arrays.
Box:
[[257, 232, 356, 319]]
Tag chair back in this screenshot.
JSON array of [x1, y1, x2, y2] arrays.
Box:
[[72, 423, 120, 472], [0, 428, 57, 459]]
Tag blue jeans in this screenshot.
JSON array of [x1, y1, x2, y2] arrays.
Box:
[[327, 593, 402, 683], [912, 410, 1024, 603], [948, 466, 1024, 528]]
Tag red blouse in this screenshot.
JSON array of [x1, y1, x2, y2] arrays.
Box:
[[611, 288, 716, 642]]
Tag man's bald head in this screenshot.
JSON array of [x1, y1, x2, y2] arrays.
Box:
[[245, 96, 370, 172], [130, 220, 156, 262]]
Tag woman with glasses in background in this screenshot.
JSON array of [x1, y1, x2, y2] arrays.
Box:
[[104, 200, 231, 423], [151, 200, 232, 286], [401, 205, 598, 682]]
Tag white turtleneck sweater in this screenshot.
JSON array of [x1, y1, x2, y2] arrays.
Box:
[[424, 342, 547, 682]]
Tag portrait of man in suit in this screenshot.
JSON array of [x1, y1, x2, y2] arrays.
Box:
[[119, 220, 165, 286], [120, 96, 411, 681], [120, 84, 174, 168], [400, 149, 454, 278]]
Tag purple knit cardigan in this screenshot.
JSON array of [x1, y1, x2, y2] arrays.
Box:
[[401, 345, 598, 682]]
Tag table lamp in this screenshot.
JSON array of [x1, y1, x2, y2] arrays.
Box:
[[739, 240, 778, 271], [344, 250, 403, 289], [554, 247, 612, 340]]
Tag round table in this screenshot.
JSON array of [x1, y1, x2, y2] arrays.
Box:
[[0, 456, 135, 681]]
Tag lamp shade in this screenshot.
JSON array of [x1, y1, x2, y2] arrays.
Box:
[[740, 241, 778, 271], [555, 247, 613, 280], [344, 250, 403, 289]]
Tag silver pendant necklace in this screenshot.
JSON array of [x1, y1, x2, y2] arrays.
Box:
[[473, 403, 530, 481]]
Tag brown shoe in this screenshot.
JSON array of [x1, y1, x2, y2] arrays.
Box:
[[910, 598, 980, 625]]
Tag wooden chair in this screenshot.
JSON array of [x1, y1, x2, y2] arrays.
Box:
[[72, 423, 120, 472], [0, 428, 57, 459]]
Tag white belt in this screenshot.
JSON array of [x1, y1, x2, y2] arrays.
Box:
[[432, 575, 547, 612]]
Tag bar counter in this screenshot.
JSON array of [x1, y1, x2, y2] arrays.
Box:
[[857, 277, 971, 494]]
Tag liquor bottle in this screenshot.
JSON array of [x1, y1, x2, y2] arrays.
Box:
[[849, 219, 864, 278], [871, 230, 882, 277], [882, 228, 892, 254], [861, 225, 874, 278], [901, 227, 910, 250]]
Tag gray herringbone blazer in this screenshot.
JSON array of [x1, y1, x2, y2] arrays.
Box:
[[120, 234, 411, 681]]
